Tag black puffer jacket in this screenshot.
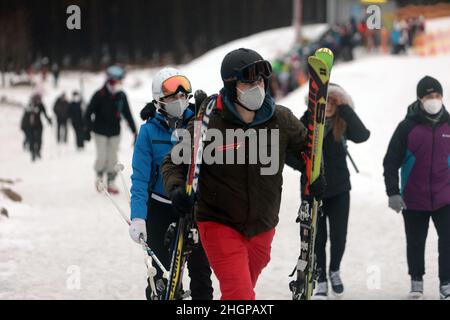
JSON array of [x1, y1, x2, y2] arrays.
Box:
[[84, 85, 136, 137]]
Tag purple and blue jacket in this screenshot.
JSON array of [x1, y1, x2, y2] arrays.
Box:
[[383, 100, 450, 212]]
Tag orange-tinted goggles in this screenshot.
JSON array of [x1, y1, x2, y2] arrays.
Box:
[[162, 75, 192, 98]]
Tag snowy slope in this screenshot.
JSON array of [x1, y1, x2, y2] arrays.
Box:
[[1, 21, 450, 300]]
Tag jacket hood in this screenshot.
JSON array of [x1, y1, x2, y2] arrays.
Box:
[[328, 83, 355, 109], [405, 99, 450, 125]]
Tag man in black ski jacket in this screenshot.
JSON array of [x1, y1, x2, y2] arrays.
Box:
[[84, 65, 137, 193]]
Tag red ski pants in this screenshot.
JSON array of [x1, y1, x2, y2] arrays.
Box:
[[197, 221, 275, 300]]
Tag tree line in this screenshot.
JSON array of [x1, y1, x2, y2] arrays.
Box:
[[0, 0, 328, 71]]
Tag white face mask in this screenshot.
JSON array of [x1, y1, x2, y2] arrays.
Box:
[[237, 85, 265, 111], [423, 98, 443, 115], [161, 98, 188, 118]]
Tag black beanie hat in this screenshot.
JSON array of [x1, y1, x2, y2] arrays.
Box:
[[417, 76, 443, 99]]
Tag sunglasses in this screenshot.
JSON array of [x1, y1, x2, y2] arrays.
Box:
[[227, 60, 273, 84], [161, 75, 192, 98]]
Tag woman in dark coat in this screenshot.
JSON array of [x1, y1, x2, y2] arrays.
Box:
[[313, 84, 370, 299]]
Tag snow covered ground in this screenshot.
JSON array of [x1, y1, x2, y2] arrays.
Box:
[[1, 21, 450, 300]]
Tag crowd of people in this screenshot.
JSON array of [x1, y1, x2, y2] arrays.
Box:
[[20, 90, 85, 162], [270, 16, 426, 100], [8, 57, 61, 89], [19, 66, 137, 196]]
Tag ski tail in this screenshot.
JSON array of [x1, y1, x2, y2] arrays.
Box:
[[165, 221, 187, 300]]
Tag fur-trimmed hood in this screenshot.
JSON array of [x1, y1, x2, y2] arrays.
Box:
[[328, 83, 355, 109]]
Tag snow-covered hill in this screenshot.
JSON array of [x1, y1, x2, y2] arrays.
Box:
[[1, 21, 449, 300]]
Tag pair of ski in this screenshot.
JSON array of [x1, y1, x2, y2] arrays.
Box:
[[289, 48, 334, 300], [163, 97, 215, 300]]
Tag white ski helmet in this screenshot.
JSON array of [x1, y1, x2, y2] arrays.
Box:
[[151, 67, 192, 102]]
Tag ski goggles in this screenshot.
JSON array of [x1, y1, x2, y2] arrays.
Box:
[[229, 60, 273, 83], [162, 75, 192, 98]]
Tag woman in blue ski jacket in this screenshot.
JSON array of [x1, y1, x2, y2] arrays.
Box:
[[128, 68, 212, 300]]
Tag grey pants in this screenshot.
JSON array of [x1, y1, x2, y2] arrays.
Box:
[[94, 134, 120, 180]]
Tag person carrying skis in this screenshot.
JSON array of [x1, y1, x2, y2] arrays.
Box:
[[161, 48, 325, 300], [83, 65, 137, 194], [128, 68, 213, 300], [53, 92, 70, 144], [20, 93, 52, 161], [383, 76, 450, 300], [287, 83, 370, 299]]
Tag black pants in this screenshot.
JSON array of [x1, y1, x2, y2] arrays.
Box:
[[56, 119, 67, 143], [72, 124, 84, 149], [145, 197, 213, 300], [27, 127, 42, 161], [315, 192, 350, 281], [402, 205, 450, 283]]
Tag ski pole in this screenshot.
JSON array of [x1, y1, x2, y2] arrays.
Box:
[[99, 181, 169, 278], [114, 163, 131, 204], [140, 239, 170, 279], [98, 181, 131, 225], [341, 139, 359, 173], [345, 149, 359, 173]]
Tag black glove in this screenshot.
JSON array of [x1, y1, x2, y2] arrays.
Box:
[[194, 90, 207, 115], [302, 173, 326, 201], [170, 185, 195, 218]]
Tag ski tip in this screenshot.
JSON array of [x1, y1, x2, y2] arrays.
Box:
[[314, 48, 334, 71]]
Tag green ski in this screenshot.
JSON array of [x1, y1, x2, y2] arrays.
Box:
[[290, 48, 334, 300]]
